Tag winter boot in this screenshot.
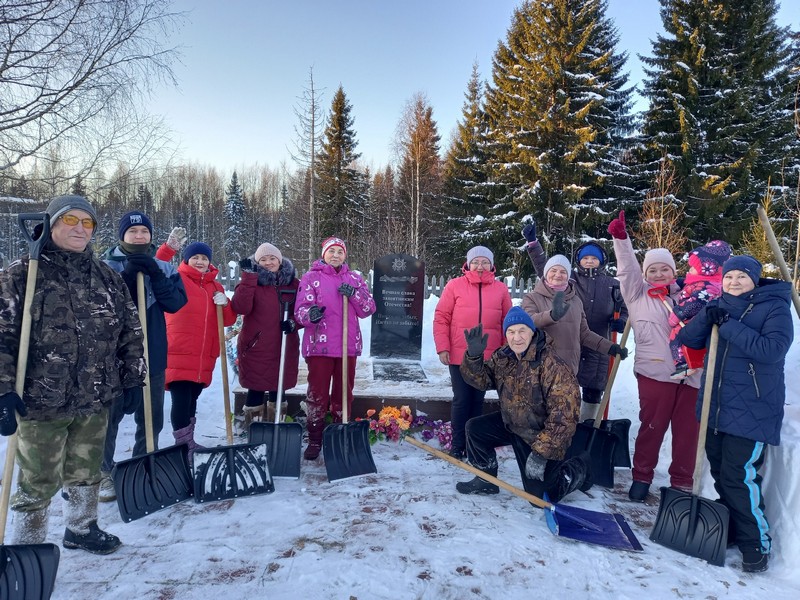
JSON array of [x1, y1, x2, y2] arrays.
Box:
[[742, 551, 769, 573], [304, 418, 324, 460], [98, 471, 116, 503], [549, 454, 592, 503], [456, 466, 499, 495], [173, 418, 206, 464], [628, 480, 650, 502], [243, 405, 264, 430], [11, 507, 49, 544], [579, 401, 599, 423], [265, 401, 289, 423], [62, 484, 121, 555]]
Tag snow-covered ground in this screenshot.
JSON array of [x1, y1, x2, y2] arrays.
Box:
[[2, 294, 799, 599]]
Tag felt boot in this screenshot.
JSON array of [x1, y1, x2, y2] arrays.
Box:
[[11, 507, 49, 544]]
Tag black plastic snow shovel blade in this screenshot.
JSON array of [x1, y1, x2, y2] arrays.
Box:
[[650, 486, 730, 566], [112, 444, 193, 522], [248, 422, 303, 478], [567, 423, 617, 489], [323, 420, 377, 482], [544, 503, 643, 552], [192, 442, 274, 503], [601, 418, 632, 468], [0, 544, 60, 600]]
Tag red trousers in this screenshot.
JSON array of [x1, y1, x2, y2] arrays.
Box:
[[305, 356, 357, 443], [632, 374, 700, 490]]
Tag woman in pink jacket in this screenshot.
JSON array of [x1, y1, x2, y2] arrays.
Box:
[[607, 211, 701, 502], [433, 246, 512, 459], [294, 237, 376, 460]]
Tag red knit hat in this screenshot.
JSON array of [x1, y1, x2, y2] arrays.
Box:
[[321, 236, 347, 258]]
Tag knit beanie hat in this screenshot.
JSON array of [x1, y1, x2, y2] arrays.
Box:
[[577, 243, 605, 265], [642, 248, 676, 275], [543, 255, 572, 278], [183, 241, 213, 263], [466, 246, 494, 267], [688, 240, 732, 276], [722, 255, 762, 286], [46, 195, 98, 228], [503, 306, 536, 336], [255, 242, 282, 263], [321, 236, 347, 258], [118, 211, 153, 240]]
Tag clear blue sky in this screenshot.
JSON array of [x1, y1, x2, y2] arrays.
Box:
[[151, 0, 798, 173]]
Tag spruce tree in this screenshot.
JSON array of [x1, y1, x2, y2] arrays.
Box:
[[223, 171, 247, 264], [479, 0, 633, 274]]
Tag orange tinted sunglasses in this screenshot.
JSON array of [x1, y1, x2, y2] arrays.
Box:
[[59, 214, 96, 229]]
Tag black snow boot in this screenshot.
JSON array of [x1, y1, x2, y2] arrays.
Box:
[[63, 521, 122, 555], [456, 466, 499, 495]]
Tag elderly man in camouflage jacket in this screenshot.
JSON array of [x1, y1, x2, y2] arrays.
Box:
[[0, 195, 145, 555], [455, 307, 587, 502]]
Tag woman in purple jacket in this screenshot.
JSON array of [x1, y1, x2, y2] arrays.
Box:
[[294, 237, 376, 460]]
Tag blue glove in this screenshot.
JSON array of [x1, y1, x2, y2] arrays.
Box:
[[0, 392, 27, 436], [525, 451, 547, 481], [522, 222, 537, 243]]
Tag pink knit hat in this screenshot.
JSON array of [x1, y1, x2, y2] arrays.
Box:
[[254, 242, 282, 263], [321, 236, 347, 258]]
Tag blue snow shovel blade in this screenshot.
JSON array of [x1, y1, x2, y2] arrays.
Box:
[[248, 421, 303, 479], [544, 503, 643, 552], [0, 543, 60, 600], [323, 420, 377, 482]]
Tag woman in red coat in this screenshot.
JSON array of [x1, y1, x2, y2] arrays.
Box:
[[231, 242, 301, 427], [163, 242, 236, 454]]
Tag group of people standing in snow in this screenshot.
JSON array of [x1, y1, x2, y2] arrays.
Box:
[[0, 193, 792, 574]]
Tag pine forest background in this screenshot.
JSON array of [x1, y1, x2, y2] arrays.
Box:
[[2, 0, 800, 280]]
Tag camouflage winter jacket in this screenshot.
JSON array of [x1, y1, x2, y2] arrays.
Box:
[[460, 332, 580, 461], [0, 242, 146, 420]]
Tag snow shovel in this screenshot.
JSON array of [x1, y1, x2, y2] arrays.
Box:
[[189, 304, 273, 502], [650, 326, 729, 566], [567, 320, 632, 487], [0, 213, 60, 599], [405, 437, 642, 552], [323, 295, 377, 482], [248, 289, 303, 478], [758, 205, 800, 319], [111, 273, 193, 522]]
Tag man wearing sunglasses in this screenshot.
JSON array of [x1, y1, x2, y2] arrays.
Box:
[[0, 194, 146, 554]]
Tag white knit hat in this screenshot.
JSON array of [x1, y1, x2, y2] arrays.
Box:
[[642, 248, 676, 274], [254, 242, 282, 263], [466, 246, 494, 267], [543, 255, 571, 278]]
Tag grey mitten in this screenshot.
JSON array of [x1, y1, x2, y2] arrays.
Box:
[[525, 451, 547, 481], [550, 291, 571, 321]]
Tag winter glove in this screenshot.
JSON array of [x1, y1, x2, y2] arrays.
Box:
[[280, 319, 296, 334], [308, 305, 326, 324], [706, 306, 729, 326], [125, 253, 165, 282], [213, 291, 228, 306], [238, 257, 254, 272], [609, 318, 626, 333], [338, 283, 356, 297], [550, 291, 571, 321], [608, 344, 629, 359], [121, 387, 143, 415], [166, 226, 187, 251], [525, 451, 547, 481], [463, 324, 488, 358], [522, 221, 537, 243], [0, 391, 27, 436], [607, 210, 628, 240]]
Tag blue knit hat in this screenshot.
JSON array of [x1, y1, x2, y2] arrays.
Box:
[[184, 241, 213, 263], [503, 306, 536, 336], [722, 255, 761, 286], [118, 211, 153, 240], [577, 243, 604, 265]]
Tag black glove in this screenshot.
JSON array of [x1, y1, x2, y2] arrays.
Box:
[[522, 222, 537, 243], [121, 387, 143, 415], [609, 318, 626, 333], [125, 254, 164, 282], [706, 306, 729, 326], [280, 319, 296, 333], [525, 451, 547, 481], [464, 324, 488, 358], [239, 257, 254, 272], [308, 305, 326, 324], [608, 344, 628, 359], [550, 291, 571, 321], [0, 391, 27, 436], [338, 283, 355, 297]]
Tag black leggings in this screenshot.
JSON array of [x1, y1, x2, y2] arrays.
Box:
[[169, 380, 205, 430], [245, 389, 278, 407]]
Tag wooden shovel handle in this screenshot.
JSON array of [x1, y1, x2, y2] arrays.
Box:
[[693, 325, 719, 495], [342, 293, 348, 424], [595, 319, 632, 427], [218, 304, 233, 444], [137, 273, 154, 454], [404, 436, 552, 510], [757, 206, 800, 319]]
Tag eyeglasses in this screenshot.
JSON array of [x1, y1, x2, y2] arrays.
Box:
[[470, 260, 491, 267], [59, 214, 96, 230]]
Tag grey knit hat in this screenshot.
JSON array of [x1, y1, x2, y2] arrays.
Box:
[[46, 195, 98, 227]]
